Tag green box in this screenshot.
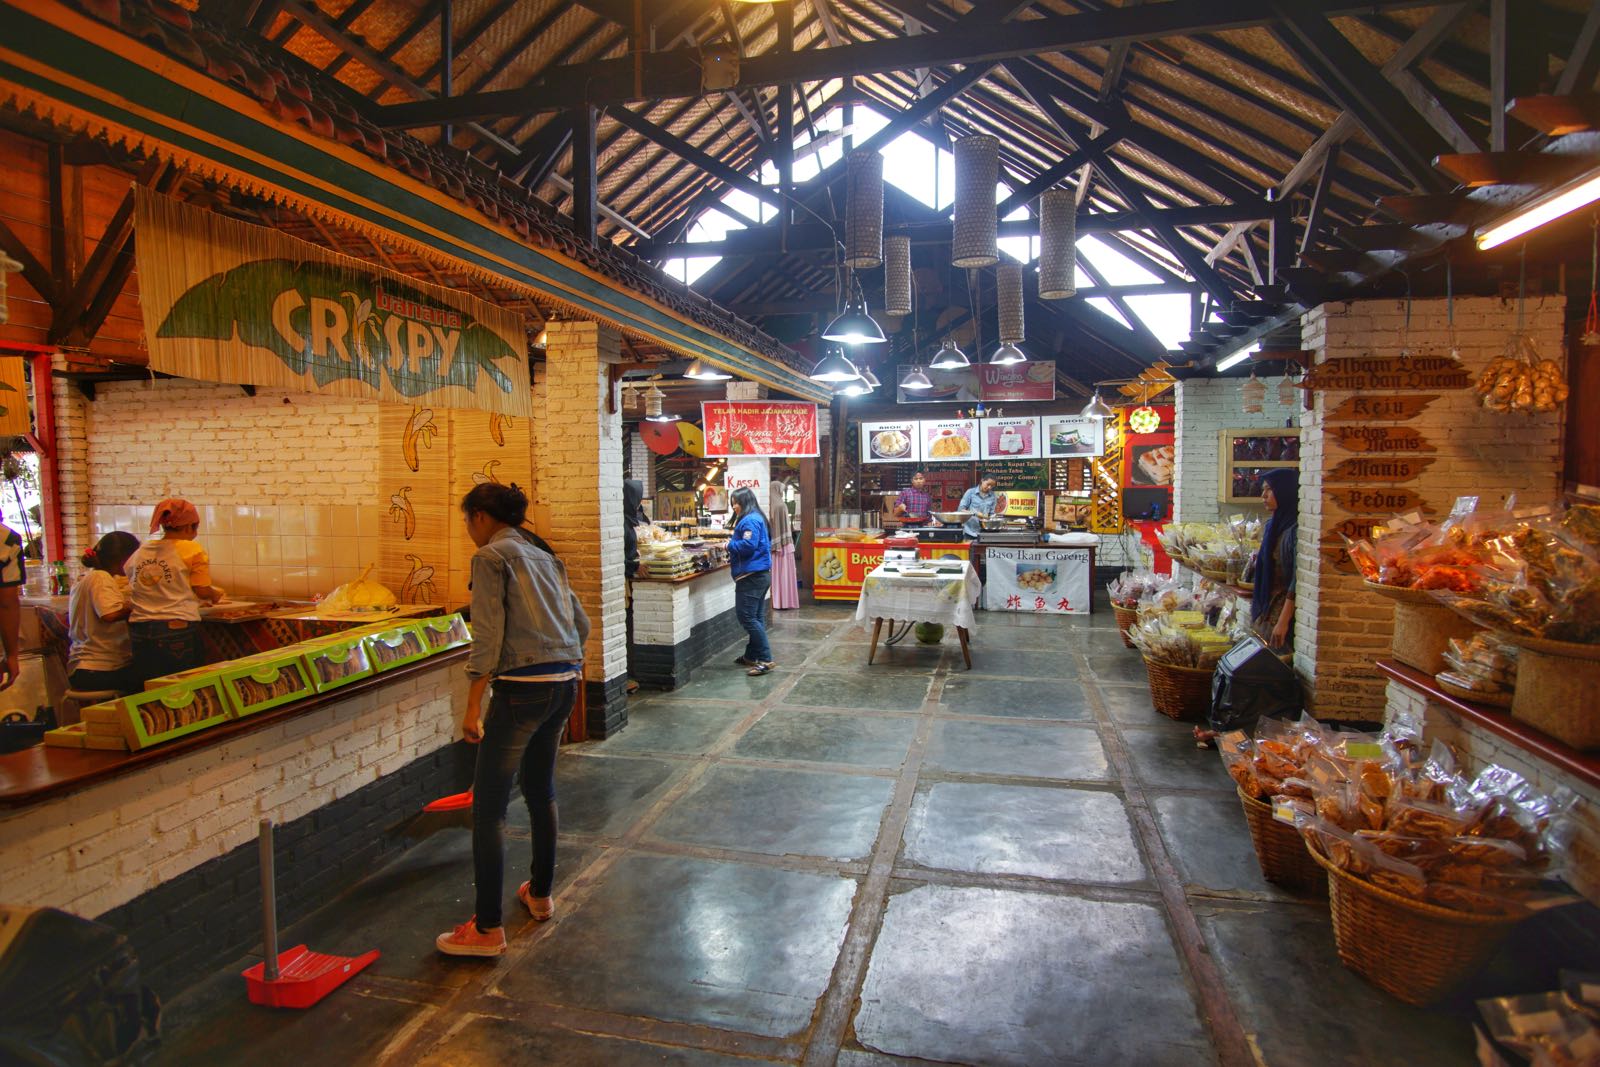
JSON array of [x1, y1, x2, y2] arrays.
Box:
[[94, 680, 232, 750], [301, 638, 376, 692], [218, 655, 315, 717], [418, 613, 471, 655], [143, 664, 225, 692], [362, 623, 430, 673]]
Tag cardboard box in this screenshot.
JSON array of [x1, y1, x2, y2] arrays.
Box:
[[218, 656, 315, 717], [362, 623, 430, 673]]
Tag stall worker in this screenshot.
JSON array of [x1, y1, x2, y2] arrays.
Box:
[[0, 520, 24, 691], [67, 532, 141, 696], [125, 498, 222, 681], [958, 477, 1000, 539], [892, 471, 933, 527]]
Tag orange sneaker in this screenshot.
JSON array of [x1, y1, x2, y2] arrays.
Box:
[[518, 882, 554, 921], [435, 917, 507, 957]]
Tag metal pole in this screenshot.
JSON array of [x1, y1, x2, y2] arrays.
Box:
[[258, 818, 280, 981]]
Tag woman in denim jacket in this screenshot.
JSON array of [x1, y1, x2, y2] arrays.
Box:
[[727, 487, 775, 676], [437, 483, 590, 958]]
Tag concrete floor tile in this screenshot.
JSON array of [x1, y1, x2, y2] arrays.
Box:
[[1118, 726, 1235, 792], [417, 1013, 781, 1065], [901, 782, 1147, 883], [541, 753, 683, 837], [1152, 793, 1301, 900], [785, 672, 931, 712], [925, 720, 1110, 780], [648, 764, 893, 861], [961, 645, 1082, 679], [1197, 902, 1476, 1066], [667, 663, 794, 701], [854, 884, 1210, 1066], [597, 700, 747, 756], [813, 641, 946, 672], [1097, 682, 1163, 723], [733, 710, 917, 769], [1089, 655, 1153, 685], [939, 676, 1094, 720], [493, 853, 856, 1038]]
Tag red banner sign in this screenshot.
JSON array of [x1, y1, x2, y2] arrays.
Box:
[[700, 401, 820, 457], [977, 362, 1056, 401]]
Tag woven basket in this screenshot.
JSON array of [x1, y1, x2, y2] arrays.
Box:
[[1391, 599, 1481, 676], [1434, 676, 1513, 710], [1143, 657, 1213, 721], [1511, 646, 1600, 750], [1307, 842, 1519, 1005], [1237, 789, 1326, 895], [1113, 603, 1138, 648]]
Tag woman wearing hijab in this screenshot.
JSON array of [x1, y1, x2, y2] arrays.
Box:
[[768, 478, 800, 610], [125, 498, 222, 681]]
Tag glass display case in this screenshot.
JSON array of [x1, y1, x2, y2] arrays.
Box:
[[1219, 428, 1300, 504]]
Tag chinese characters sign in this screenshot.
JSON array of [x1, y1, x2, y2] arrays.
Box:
[[982, 546, 1092, 615], [700, 401, 819, 457]]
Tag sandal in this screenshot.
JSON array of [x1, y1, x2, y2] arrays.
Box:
[[747, 662, 774, 676]]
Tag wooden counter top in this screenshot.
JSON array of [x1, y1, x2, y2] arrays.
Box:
[[633, 562, 731, 585], [0, 648, 469, 810]]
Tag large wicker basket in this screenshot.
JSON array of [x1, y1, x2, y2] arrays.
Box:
[[1237, 789, 1326, 895], [1307, 841, 1520, 1005], [1113, 603, 1138, 648], [1509, 644, 1600, 750], [1143, 657, 1213, 721], [1363, 581, 1480, 675]]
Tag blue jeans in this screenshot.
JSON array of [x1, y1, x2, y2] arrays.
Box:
[[735, 569, 772, 663], [472, 679, 577, 928]]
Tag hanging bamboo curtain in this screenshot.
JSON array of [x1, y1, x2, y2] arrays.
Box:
[[135, 188, 531, 416]]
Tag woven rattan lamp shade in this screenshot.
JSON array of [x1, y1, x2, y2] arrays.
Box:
[[952, 135, 999, 269], [997, 263, 1024, 343], [883, 235, 912, 316], [844, 149, 884, 269], [1038, 187, 1077, 299]]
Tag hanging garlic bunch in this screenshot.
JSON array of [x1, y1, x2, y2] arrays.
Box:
[[1476, 333, 1568, 414]]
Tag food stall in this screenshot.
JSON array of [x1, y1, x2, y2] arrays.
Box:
[[628, 524, 739, 689], [813, 533, 972, 602]]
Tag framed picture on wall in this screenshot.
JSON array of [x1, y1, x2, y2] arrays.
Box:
[[1042, 415, 1105, 458]]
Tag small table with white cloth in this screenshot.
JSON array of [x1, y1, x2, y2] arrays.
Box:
[[854, 562, 983, 670]]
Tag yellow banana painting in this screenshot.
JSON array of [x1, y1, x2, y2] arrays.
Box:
[[400, 553, 437, 605], [402, 406, 438, 472], [388, 486, 415, 540], [489, 412, 513, 447], [471, 459, 502, 485]]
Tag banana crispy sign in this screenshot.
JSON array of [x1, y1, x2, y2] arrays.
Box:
[[136, 190, 530, 417]]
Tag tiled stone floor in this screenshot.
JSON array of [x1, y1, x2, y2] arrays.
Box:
[[157, 599, 1594, 1066]]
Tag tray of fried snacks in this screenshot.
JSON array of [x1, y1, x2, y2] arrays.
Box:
[[1478, 990, 1600, 1066], [219, 655, 315, 717], [418, 612, 472, 654], [300, 637, 376, 692], [362, 623, 430, 672], [83, 680, 233, 751], [1218, 714, 1329, 801]]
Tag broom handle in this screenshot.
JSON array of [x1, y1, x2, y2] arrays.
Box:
[[259, 818, 280, 981]]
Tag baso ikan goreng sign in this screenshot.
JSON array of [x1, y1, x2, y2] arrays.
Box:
[[134, 189, 530, 417]]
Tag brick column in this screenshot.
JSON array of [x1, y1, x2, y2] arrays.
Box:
[[628, 430, 655, 500], [51, 356, 92, 562], [534, 321, 629, 736], [1296, 296, 1566, 719]]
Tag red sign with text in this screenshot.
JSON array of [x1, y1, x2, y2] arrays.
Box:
[[700, 401, 820, 457]]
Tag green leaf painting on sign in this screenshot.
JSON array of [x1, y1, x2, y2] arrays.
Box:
[[155, 259, 518, 399]]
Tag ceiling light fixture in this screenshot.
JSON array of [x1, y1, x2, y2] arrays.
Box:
[[902, 365, 934, 390], [1476, 169, 1600, 250], [989, 341, 1027, 365], [684, 359, 732, 381], [808, 346, 860, 382], [836, 374, 873, 397], [643, 386, 675, 422], [1081, 389, 1115, 420], [821, 297, 887, 345], [929, 338, 970, 370], [1214, 350, 1252, 373]]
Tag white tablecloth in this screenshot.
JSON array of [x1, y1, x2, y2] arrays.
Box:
[[854, 564, 982, 631]]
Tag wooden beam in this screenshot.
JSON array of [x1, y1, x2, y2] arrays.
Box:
[[604, 105, 784, 209], [373, 0, 1438, 125], [0, 218, 56, 310], [571, 104, 599, 244], [1556, 2, 1600, 97], [1508, 93, 1600, 136], [1299, 142, 1339, 259], [1433, 150, 1596, 187]]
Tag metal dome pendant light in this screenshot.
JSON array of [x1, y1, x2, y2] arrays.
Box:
[[929, 338, 969, 370], [808, 344, 860, 382], [902, 365, 934, 390], [992, 263, 1027, 365], [684, 359, 732, 381], [952, 135, 999, 269], [1038, 187, 1077, 300], [1081, 389, 1114, 419]]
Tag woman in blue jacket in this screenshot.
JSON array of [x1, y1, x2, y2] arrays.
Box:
[[727, 487, 775, 675]]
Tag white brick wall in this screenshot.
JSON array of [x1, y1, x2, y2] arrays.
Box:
[[632, 571, 737, 645], [1385, 682, 1600, 904], [52, 360, 92, 563], [1173, 377, 1299, 524], [0, 661, 467, 919], [1297, 297, 1566, 718]]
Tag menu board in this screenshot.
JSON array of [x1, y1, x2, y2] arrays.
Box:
[[1041, 414, 1104, 458], [860, 419, 920, 463], [979, 416, 1041, 460], [922, 419, 978, 462], [977, 362, 1056, 401], [977, 459, 1049, 490], [700, 401, 819, 457]]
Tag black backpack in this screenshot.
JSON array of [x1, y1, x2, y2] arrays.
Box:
[[1209, 636, 1302, 734], [0, 907, 160, 1065]]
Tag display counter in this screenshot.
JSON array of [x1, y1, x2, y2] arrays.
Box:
[[628, 564, 741, 689], [812, 538, 972, 602]]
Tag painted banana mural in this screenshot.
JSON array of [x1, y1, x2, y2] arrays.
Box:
[[488, 412, 513, 447], [400, 553, 437, 605], [471, 459, 502, 485], [402, 406, 439, 471], [388, 486, 415, 540]]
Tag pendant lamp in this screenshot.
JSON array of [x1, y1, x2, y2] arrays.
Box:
[[901, 365, 934, 390], [1081, 390, 1114, 419], [684, 359, 732, 381], [821, 291, 887, 345], [883, 235, 912, 317], [844, 150, 884, 269], [1129, 405, 1161, 434], [929, 338, 969, 370], [990, 342, 1027, 365], [952, 135, 999, 268], [1038, 187, 1077, 300], [643, 386, 675, 422], [808, 346, 860, 382], [992, 263, 1026, 364], [1241, 371, 1265, 414]]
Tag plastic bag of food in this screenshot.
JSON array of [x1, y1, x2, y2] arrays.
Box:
[[1219, 730, 1260, 796], [1480, 993, 1600, 1065], [1561, 970, 1600, 1021], [1296, 815, 1427, 896], [319, 563, 398, 613], [1386, 792, 1485, 840]]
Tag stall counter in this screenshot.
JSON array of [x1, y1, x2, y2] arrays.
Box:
[[812, 539, 972, 602], [628, 564, 742, 689]]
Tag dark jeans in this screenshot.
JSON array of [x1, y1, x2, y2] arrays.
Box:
[[69, 665, 143, 697], [128, 621, 204, 684], [735, 569, 772, 663], [472, 679, 577, 928]]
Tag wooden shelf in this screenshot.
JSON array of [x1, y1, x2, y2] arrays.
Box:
[[1376, 659, 1600, 791]]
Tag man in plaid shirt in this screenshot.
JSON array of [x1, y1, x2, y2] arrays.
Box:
[[893, 472, 933, 525]]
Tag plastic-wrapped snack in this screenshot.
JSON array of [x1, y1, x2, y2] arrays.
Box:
[[1480, 992, 1600, 1066], [1397, 739, 1460, 803], [1386, 793, 1485, 840], [1560, 970, 1600, 1021], [1219, 730, 1260, 796]]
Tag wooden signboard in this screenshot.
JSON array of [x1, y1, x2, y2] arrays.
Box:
[[1325, 395, 1439, 422], [1331, 426, 1435, 454], [1303, 356, 1471, 392], [1326, 486, 1434, 515], [1327, 456, 1436, 483]]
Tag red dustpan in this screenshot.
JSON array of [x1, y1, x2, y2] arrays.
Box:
[[424, 788, 473, 812], [242, 818, 379, 1009]]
